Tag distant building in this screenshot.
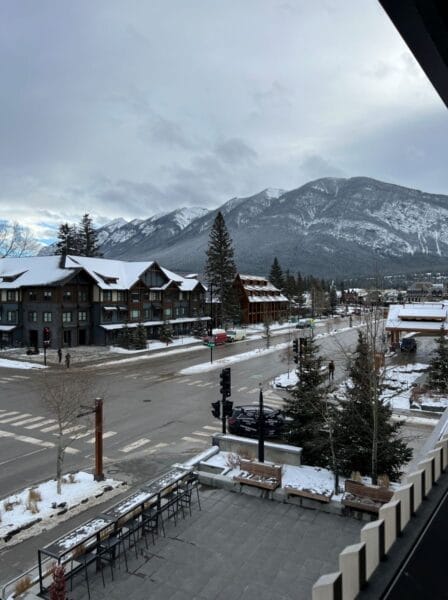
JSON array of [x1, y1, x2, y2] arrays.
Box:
[[0, 255, 208, 348], [233, 274, 289, 324]]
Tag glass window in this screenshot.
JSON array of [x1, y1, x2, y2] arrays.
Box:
[[131, 292, 139, 303], [102, 290, 112, 301], [6, 311, 16, 322], [43, 290, 52, 300], [79, 311, 87, 321], [103, 311, 112, 322], [78, 290, 88, 302], [164, 308, 172, 317], [6, 291, 16, 301], [43, 312, 52, 322], [131, 309, 140, 319], [117, 291, 125, 301], [149, 291, 160, 301], [143, 308, 150, 320], [179, 292, 183, 300], [63, 290, 72, 300], [28, 311, 37, 322], [29, 291, 37, 301], [62, 312, 72, 323]]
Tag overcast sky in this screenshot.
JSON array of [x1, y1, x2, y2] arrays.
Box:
[[1, 0, 448, 243]]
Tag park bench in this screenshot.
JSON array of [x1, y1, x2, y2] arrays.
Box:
[[234, 460, 282, 491], [284, 485, 333, 503], [342, 479, 394, 514]]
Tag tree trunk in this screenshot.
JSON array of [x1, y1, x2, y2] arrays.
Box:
[[56, 439, 65, 495]]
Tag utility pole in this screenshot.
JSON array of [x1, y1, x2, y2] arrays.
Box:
[[94, 398, 104, 481], [219, 368, 232, 434], [258, 383, 265, 463]]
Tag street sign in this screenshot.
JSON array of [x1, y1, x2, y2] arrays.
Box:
[[207, 342, 215, 348]]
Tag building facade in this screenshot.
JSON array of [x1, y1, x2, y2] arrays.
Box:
[[0, 255, 208, 348], [233, 274, 289, 324]]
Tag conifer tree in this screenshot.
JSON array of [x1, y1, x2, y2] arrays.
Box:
[[78, 213, 101, 257], [335, 331, 412, 481], [55, 223, 79, 256], [284, 335, 329, 465], [269, 257, 284, 290], [204, 211, 237, 326], [134, 323, 147, 350], [428, 326, 448, 392]]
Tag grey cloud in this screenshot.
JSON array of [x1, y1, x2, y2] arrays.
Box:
[[215, 139, 258, 165], [146, 116, 195, 149], [299, 155, 346, 180]]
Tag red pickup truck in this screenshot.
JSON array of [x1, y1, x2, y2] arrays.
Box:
[[203, 332, 228, 345]]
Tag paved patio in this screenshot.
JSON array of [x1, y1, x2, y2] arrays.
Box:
[[68, 486, 363, 600]]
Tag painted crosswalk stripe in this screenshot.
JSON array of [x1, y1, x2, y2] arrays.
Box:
[[40, 424, 61, 433], [0, 413, 32, 424], [59, 425, 86, 435], [247, 389, 258, 394], [176, 378, 191, 383], [187, 380, 203, 385], [12, 416, 47, 427], [0, 411, 19, 418], [203, 425, 221, 431], [0, 377, 16, 382], [25, 419, 56, 430], [70, 429, 93, 440], [0, 430, 54, 448], [85, 431, 117, 444], [65, 447, 80, 455], [192, 431, 213, 437], [237, 386, 248, 391], [146, 442, 169, 455], [11, 375, 30, 380], [120, 438, 151, 453], [182, 436, 206, 444]]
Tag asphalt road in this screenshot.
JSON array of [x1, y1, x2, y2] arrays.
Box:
[[0, 321, 436, 497]]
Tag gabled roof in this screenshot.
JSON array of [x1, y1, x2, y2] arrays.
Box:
[[0, 256, 76, 288], [65, 255, 154, 290]]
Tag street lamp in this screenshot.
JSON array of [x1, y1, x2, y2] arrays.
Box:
[[258, 383, 265, 463]]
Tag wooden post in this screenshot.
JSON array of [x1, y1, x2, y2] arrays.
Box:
[[94, 398, 104, 481]]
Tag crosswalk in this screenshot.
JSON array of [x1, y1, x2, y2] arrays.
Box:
[[0, 374, 31, 385]]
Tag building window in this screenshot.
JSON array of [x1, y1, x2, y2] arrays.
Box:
[[29, 291, 37, 301], [143, 308, 150, 320], [28, 311, 37, 322], [117, 291, 125, 301], [6, 291, 16, 301], [103, 311, 112, 322], [179, 292, 183, 300], [43, 312, 52, 323], [149, 292, 160, 301], [63, 290, 72, 301], [43, 290, 52, 300], [102, 290, 112, 302], [164, 308, 172, 318], [78, 290, 88, 302], [79, 311, 87, 321], [6, 311, 16, 322], [131, 309, 140, 319], [131, 292, 139, 303], [62, 312, 72, 323]]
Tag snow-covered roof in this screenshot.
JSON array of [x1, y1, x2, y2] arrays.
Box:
[[0, 256, 74, 288], [244, 283, 279, 292], [239, 274, 269, 282], [66, 255, 155, 290], [248, 294, 289, 303], [386, 303, 448, 332]]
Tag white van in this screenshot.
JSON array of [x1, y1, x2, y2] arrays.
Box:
[[226, 329, 247, 342]]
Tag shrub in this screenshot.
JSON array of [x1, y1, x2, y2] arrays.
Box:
[[225, 453, 241, 470], [14, 575, 32, 595], [3, 498, 21, 512], [26, 488, 41, 514]]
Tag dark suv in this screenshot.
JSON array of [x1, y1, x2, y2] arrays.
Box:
[[400, 338, 417, 352], [227, 405, 286, 438]]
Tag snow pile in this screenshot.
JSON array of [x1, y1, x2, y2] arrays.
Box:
[[382, 363, 429, 410], [0, 472, 124, 546], [272, 371, 299, 389], [0, 358, 46, 370]]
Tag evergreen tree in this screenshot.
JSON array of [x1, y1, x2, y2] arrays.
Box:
[[55, 223, 79, 256], [134, 323, 147, 350], [78, 213, 101, 257], [204, 212, 237, 325], [159, 320, 173, 343], [119, 322, 132, 349], [428, 326, 448, 392], [335, 331, 412, 481], [284, 270, 297, 300], [284, 335, 329, 465], [269, 257, 284, 290], [329, 286, 338, 314]]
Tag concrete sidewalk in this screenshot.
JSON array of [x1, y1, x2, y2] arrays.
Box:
[[47, 487, 363, 600]]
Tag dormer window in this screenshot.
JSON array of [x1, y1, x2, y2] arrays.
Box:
[[94, 272, 118, 285]]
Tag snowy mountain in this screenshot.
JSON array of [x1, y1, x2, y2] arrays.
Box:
[[36, 178, 448, 277]]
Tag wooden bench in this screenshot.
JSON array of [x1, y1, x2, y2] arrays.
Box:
[[342, 479, 394, 514], [234, 460, 282, 491], [284, 485, 333, 503]]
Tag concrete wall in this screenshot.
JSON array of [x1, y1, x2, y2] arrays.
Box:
[[211, 433, 302, 466]]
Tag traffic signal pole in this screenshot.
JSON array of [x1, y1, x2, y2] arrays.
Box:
[[221, 388, 227, 434], [94, 398, 104, 481], [258, 384, 265, 463]]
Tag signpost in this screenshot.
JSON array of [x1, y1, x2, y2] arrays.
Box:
[[208, 341, 215, 363]]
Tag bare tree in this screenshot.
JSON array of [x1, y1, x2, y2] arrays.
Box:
[[38, 369, 99, 493], [0, 221, 39, 258]]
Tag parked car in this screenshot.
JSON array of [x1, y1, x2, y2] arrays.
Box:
[[296, 319, 312, 329], [227, 405, 286, 438], [203, 332, 228, 345], [400, 338, 417, 352], [226, 329, 247, 342]]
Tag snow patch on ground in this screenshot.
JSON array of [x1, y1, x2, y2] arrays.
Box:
[[0, 358, 46, 370], [272, 371, 299, 389]]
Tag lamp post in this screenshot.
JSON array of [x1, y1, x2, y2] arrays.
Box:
[[258, 383, 265, 463], [43, 340, 50, 366]]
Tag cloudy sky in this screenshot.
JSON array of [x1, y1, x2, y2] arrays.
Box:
[[1, 0, 448, 243]]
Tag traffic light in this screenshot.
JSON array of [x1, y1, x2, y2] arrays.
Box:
[[219, 367, 231, 397], [293, 339, 298, 354], [223, 400, 233, 417], [211, 401, 220, 419], [43, 327, 50, 342], [299, 337, 307, 356]]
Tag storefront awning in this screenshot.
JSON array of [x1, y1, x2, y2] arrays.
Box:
[[102, 306, 117, 311], [0, 325, 17, 331]]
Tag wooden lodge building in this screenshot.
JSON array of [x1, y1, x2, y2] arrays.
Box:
[[233, 274, 289, 325]]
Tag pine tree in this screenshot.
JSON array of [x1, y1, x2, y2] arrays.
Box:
[[78, 213, 101, 257], [134, 323, 147, 350], [284, 335, 330, 465], [204, 212, 237, 326], [428, 326, 448, 392], [119, 322, 132, 349], [55, 223, 79, 256], [269, 257, 284, 290], [335, 331, 412, 481], [329, 286, 338, 314]]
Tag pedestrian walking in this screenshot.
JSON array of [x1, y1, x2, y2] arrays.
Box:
[[65, 352, 71, 369], [328, 360, 335, 382], [57, 348, 62, 364]]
